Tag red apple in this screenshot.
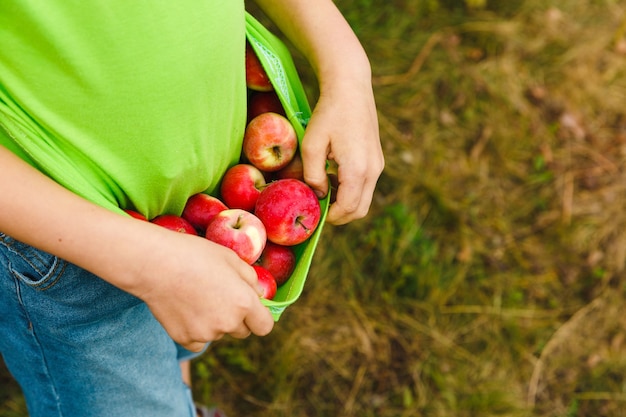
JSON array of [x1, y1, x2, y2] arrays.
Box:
[[254, 179, 321, 246], [124, 209, 148, 221], [246, 42, 273, 92], [182, 193, 228, 234], [205, 209, 267, 265], [248, 91, 285, 121], [243, 112, 298, 172], [252, 265, 277, 300], [152, 214, 197, 235], [256, 242, 296, 286], [274, 152, 304, 181], [219, 164, 266, 212]]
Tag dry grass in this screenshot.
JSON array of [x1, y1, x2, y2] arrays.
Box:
[[198, 1, 626, 416], [3, 1, 626, 416]]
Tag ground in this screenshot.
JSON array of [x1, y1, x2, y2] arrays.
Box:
[[3, 1, 626, 416]]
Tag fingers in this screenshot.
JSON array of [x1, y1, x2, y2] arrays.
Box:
[[301, 133, 331, 199], [177, 297, 273, 351], [306, 160, 382, 225], [328, 177, 371, 224], [184, 341, 209, 353], [325, 152, 384, 225], [227, 323, 253, 339], [217, 257, 275, 337], [236, 261, 265, 297], [215, 251, 275, 336], [326, 171, 368, 225], [244, 300, 275, 336], [300, 102, 384, 225], [140, 228, 276, 355]]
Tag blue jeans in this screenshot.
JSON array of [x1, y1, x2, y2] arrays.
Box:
[[0, 233, 197, 417]]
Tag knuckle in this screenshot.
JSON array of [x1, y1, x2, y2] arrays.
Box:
[[256, 320, 274, 337], [355, 206, 370, 220]]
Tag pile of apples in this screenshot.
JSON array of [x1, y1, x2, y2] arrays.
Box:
[[125, 41, 321, 300]]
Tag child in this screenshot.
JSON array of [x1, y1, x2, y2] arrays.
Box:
[[0, 1, 384, 416]]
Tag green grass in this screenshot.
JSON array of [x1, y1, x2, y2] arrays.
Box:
[[4, 1, 626, 416]]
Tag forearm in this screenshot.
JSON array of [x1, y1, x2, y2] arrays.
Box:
[[249, 0, 383, 224], [1, 145, 275, 345], [0, 145, 164, 297], [250, 0, 371, 92]]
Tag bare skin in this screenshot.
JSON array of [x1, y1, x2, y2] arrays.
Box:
[[251, 0, 384, 225], [0, 148, 274, 352], [0, 0, 383, 410], [178, 0, 384, 399]]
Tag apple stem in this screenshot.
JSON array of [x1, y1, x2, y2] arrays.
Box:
[[234, 214, 245, 229], [295, 216, 310, 232]]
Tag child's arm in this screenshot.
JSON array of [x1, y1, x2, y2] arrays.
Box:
[[0, 145, 274, 352], [251, 0, 384, 225]]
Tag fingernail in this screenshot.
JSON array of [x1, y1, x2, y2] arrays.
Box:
[[314, 189, 326, 199]]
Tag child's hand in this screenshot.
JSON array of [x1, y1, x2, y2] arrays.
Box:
[[133, 228, 275, 352], [301, 77, 384, 225], [0, 146, 274, 353], [251, 0, 384, 226]]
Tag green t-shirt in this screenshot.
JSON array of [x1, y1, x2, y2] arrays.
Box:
[[0, 1, 247, 219]]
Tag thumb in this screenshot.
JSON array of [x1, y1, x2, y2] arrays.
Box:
[[300, 132, 330, 199], [183, 340, 212, 353], [245, 300, 275, 337]]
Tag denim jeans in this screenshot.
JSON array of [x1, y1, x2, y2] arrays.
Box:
[[0, 233, 197, 417]]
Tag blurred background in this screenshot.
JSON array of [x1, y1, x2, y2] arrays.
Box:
[[3, 0, 626, 416]]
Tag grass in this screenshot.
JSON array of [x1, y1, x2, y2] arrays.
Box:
[[3, 0, 626, 416]]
